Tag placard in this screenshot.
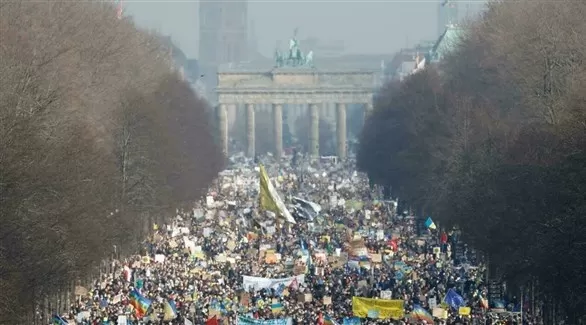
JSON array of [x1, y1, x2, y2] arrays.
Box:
[[297, 293, 312, 302], [265, 253, 277, 264], [370, 253, 382, 263], [459, 307, 471, 316], [206, 195, 214, 207], [432, 307, 448, 319]]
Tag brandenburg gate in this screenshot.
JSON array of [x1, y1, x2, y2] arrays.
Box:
[[215, 36, 376, 160]]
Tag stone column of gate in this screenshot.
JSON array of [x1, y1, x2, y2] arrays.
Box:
[[273, 103, 283, 159], [309, 103, 320, 157], [363, 101, 374, 124], [245, 103, 255, 158], [336, 103, 347, 160], [217, 104, 228, 156]]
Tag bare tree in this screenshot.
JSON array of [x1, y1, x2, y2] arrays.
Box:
[[0, 2, 222, 322], [357, 1, 586, 321]]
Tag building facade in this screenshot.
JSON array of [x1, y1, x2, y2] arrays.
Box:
[[437, 0, 485, 37], [199, 1, 248, 65]]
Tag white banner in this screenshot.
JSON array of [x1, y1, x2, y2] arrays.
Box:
[[237, 316, 292, 325], [242, 275, 305, 291]]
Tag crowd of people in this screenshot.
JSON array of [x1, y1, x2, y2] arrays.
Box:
[[59, 155, 526, 325]]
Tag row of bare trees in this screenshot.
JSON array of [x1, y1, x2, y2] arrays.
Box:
[[358, 1, 586, 322], [0, 2, 223, 323]]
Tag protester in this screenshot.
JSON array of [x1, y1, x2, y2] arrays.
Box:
[[61, 154, 510, 325]]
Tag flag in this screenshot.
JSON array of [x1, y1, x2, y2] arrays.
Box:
[[411, 304, 434, 324], [275, 283, 286, 296], [480, 297, 489, 309], [52, 314, 68, 325], [289, 277, 299, 290], [271, 302, 284, 314], [163, 299, 178, 320], [206, 315, 219, 325], [444, 288, 464, 309], [209, 299, 226, 316], [259, 164, 295, 224], [143, 305, 159, 323], [292, 196, 322, 220], [324, 315, 340, 325], [129, 289, 152, 318], [424, 217, 437, 230]]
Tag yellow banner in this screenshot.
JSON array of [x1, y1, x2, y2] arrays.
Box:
[[458, 306, 471, 316], [352, 297, 404, 319]]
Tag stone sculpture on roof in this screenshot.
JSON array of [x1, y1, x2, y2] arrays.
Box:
[[274, 28, 314, 68]]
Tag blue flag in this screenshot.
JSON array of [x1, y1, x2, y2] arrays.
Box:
[[444, 288, 464, 309], [275, 283, 286, 296]]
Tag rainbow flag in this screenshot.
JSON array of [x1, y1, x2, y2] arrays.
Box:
[[129, 289, 152, 318], [324, 315, 340, 325], [411, 305, 434, 324]]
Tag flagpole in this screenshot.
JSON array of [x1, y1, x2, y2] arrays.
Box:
[[520, 286, 524, 324]]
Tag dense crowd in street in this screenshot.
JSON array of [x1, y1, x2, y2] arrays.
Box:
[[58, 155, 528, 325]]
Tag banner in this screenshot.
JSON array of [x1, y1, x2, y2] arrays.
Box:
[[259, 165, 296, 224], [352, 297, 404, 319], [242, 275, 305, 291], [237, 316, 293, 325]]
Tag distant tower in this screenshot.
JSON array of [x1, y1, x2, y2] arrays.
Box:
[[199, 0, 248, 65], [248, 20, 258, 60], [438, 0, 459, 37]]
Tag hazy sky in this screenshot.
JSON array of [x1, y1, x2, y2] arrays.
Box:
[[125, 0, 483, 58]]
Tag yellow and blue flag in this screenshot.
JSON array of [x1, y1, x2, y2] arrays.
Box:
[[271, 302, 284, 314], [411, 304, 434, 324], [163, 299, 178, 320], [324, 315, 340, 325], [424, 217, 437, 230]]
